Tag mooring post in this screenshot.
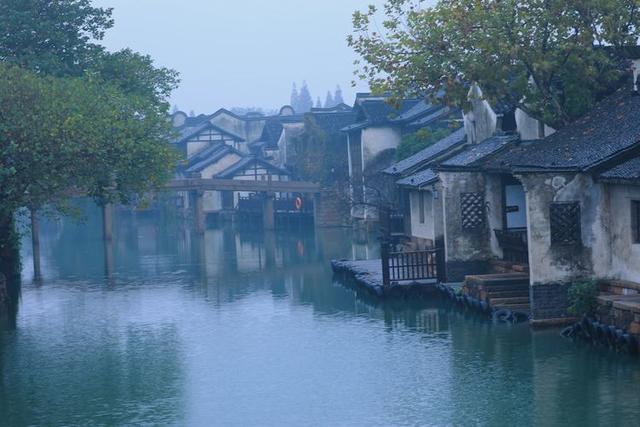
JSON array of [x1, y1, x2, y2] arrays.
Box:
[[195, 190, 205, 234], [102, 203, 113, 241], [262, 192, 275, 230], [381, 240, 391, 287], [30, 208, 41, 281]]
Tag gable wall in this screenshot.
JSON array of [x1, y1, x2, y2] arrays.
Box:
[[199, 153, 243, 178]]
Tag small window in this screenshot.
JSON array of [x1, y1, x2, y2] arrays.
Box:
[[550, 202, 581, 246], [419, 192, 425, 224], [632, 201, 640, 244]]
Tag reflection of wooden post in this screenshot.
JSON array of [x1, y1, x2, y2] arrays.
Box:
[[195, 190, 205, 234], [312, 192, 321, 228], [102, 203, 113, 241], [30, 209, 41, 281], [262, 193, 275, 230], [104, 238, 114, 279]]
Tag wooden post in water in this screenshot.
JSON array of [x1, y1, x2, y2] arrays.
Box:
[[30, 208, 41, 281], [381, 240, 390, 287], [262, 192, 275, 230], [102, 203, 113, 241]]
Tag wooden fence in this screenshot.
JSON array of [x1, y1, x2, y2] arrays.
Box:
[[381, 243, 444, 287]]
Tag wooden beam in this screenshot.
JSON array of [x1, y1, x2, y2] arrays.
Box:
[[164, 178, 321, 194]]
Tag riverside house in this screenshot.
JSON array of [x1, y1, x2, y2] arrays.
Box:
[[341, 94, 455, 223], [422, 75, 640, 324]]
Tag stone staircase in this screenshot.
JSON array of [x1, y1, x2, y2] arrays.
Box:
[[463, 273, 531, 314]]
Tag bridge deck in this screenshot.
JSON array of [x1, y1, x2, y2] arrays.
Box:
[[165, 178, 321, 193]]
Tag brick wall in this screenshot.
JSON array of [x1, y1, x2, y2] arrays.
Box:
[[530, 283, 571, 321]]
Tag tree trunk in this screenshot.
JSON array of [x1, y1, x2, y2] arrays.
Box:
[[30, 209, 41, 281], [0, 210, 20, 281]]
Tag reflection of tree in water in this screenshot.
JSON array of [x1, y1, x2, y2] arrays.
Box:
[[0, 323, 184, 425]]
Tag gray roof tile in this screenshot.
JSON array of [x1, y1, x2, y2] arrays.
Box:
[[384, 127, 467, 175], [396, 168, 438, 188]]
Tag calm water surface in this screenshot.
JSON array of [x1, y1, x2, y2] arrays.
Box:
[[1, 205, 639, 426]]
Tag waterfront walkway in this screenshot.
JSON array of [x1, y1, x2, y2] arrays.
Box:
[[331, 258, 438, 298]]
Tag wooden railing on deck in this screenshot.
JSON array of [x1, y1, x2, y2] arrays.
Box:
[[381, 244, 443, 286]]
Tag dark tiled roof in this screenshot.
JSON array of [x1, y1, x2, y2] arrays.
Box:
[[390, 100, 437, 122], [185, 144, 240, 173], [311, 111, 357, 135], [396, 168, 438, 188], [216, 156, 290, 178], [173, 121, 245, 144], [482, 88, 640, 171], [342, 98, 422, 132], [384, 127, 467, 175], [361, 99, 421, 125], [408, 107, 457, 127], [441, 134, 519, 169], [310, 103, 352, 113], [599, 156, 640, 181]]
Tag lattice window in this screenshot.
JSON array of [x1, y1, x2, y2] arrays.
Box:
[[550, 202, 581, 246], [461, 192, 485, 230]]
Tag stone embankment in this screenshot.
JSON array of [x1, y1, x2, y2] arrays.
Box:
[[560, 280, 640, 355]]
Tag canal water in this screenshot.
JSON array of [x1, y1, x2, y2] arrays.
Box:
[[1, 204, 639, 426]]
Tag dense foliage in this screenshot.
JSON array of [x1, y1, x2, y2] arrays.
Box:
[[0, 0, 113, 76], [395, 126, 457, 160], [289, 116, 349, 185], [349, 0, 640, 128], [567, 280, 599, 317]]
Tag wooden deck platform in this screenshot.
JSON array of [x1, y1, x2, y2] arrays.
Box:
[[331, 259, 437, 298]]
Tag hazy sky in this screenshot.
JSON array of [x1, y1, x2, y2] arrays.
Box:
[[94, 0, 385, 114]]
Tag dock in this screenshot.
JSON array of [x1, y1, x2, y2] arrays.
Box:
[[331, 258, 438, 298]]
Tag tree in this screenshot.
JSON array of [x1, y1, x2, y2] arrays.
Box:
[[324, 91, 335, 108], [315, 97, 322, 108], [0, 0, 113, 76], [0, 1, 180, 278], [334, 85, 344, 105], [290, 82, 299, 111], [289, 116, 349, 185], [349, 0, 640, 128], [297, 81, 314, 113]]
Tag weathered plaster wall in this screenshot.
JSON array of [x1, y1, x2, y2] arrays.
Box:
[[361, 126, 402, 168], [409, 189, 435, 241], [187, 140, 210, 158], [209, 113, 266, 147], [203, 191, 222, 212], [605, 184, 640, 281], [440, 171, 493, 281], [485, 174, 504, 259], [433, 181, 445, 242], [198, 153, 242, 179], [464, 84, 496, 144], [517, 173, 608, 285]]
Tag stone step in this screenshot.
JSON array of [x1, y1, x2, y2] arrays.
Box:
[[465, 274, 529, 287], [489, 296, 530, 305], [484, 289, 530, 299], [494, 303, 531, 312]]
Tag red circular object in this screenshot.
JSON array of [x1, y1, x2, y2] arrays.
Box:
[[294, 197, 303, 210]]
